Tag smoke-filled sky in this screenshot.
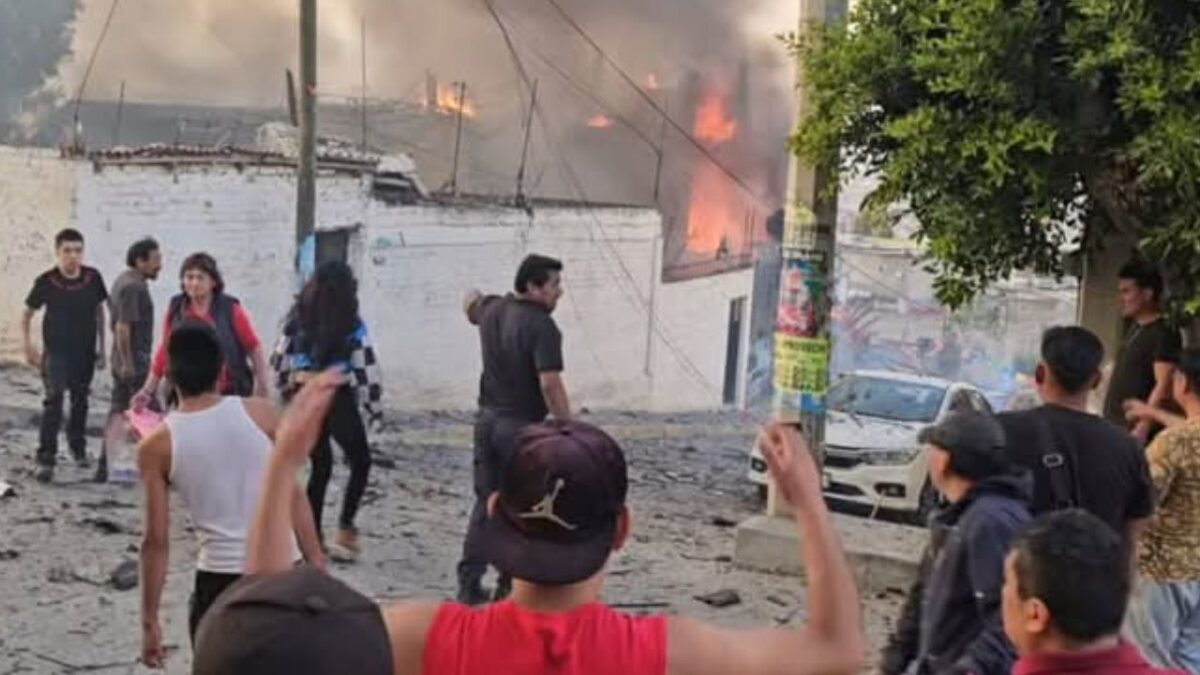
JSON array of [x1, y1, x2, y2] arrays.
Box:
[[45, 0, 799, 110]]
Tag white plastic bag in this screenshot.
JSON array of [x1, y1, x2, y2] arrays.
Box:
[[103, 416, 138, 485]]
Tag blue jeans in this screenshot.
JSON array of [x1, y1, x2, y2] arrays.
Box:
[[1126, 579, 1200, 672]]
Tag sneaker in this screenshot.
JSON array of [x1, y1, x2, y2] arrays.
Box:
[[329, 528, 360, 563], [34, 465, 54, 484], [71, 449, 90, 469]]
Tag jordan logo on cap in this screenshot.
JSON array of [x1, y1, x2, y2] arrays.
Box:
[[518, 478, 578, 531]]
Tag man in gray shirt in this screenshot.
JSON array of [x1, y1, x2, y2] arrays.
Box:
[[100, 238, 162, 482]]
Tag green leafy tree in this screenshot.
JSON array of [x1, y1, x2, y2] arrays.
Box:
[[789, 0, 1200, 314]]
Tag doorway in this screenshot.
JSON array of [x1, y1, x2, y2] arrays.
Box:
[[723, 296, 747, 405], [316, 229, 351, 265]]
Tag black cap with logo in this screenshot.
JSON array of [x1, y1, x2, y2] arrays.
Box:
[[482, 420, 629, 586]]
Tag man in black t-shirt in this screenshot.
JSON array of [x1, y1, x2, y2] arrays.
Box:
[[997, 327, 1154, 543], [1104, 260, 1182, 444], [456, 254, 570, 606], [22, 229, 109, 484]]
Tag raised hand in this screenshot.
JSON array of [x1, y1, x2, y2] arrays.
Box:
[[273, 369, 341, 467], [757, 423, 821, 508]]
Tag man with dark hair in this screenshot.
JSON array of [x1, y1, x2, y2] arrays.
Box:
[[135, 321, 322, 668], [193, 374, 865, 675], [22, 227, 108, 483], [997, 327, 1154, 541], [1003, 510, 1184, 675], [1105, 259, 1182, 442], [98, 237, 162, 482], [1125, 348, 1200, 670], [880, 411, 1031, 675], [455, 253, 571, 605]]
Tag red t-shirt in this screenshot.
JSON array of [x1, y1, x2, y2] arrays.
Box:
[[1013, 642, 1185, 675], [150, 301, 260, 393], [422, 601, 667, 675]]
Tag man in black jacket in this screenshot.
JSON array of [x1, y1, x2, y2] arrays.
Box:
[[880, 411, 1032, 675]]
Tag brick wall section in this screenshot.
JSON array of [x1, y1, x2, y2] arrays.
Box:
[[0, 153, 752, 411]]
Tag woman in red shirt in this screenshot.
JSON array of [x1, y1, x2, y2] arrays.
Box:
[[133, 253, 269, 408]]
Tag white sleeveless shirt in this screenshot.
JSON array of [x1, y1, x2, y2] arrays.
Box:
[[167, 397, 298, 573]]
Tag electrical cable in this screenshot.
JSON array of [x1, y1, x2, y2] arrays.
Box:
[[72, 0, 122, 125]]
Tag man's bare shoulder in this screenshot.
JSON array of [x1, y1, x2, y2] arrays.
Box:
[[137, 423, 173, 474], [240, 397, 280, 437], [381, 600, 443, 675]]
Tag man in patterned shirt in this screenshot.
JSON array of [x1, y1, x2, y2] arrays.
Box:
[[1126, 348, 1200, 671]]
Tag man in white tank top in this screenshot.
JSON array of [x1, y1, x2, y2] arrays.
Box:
[[136, 321, 324, 668]]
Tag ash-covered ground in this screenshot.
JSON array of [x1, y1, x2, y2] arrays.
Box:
[[0, 364, 919, 674]]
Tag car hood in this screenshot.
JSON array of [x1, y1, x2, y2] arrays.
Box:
[[825, 410, 925, 451]]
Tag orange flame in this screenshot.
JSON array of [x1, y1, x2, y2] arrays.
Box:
[[587, 114, 612, 129], [685, 161, 743, 254], [693, 91, 736, 144], [429, 82, 476, 118], [685, 87, 747, 254]]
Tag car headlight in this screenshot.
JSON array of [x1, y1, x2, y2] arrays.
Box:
[[860, 447, 923, 466]]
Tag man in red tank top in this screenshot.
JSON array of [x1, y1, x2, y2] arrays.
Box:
[[193, 373, 865, 675]]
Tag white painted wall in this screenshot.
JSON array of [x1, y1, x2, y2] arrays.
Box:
[[0, 147, 77, 357], [0, 151, 753, 411]]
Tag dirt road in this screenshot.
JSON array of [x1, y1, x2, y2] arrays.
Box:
[[0, 365, 914, 673]]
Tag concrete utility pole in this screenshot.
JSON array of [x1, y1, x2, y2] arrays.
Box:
[[295, 0, 318, 271], [764, 0, 847, 517]]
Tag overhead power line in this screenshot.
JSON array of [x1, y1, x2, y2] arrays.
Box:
[[72, 0, 122, 126], [481, 0, 719, 392]]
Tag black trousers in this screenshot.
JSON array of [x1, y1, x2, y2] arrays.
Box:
[[307, 387, 372, 532], [37, 353, 95, 467], [189, 570, 241, 642], [457, 410, 530, 592]]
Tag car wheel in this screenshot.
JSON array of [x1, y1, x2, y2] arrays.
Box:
[[910, 480, 940, 526]]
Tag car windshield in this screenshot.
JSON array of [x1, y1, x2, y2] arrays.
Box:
[[828, 375, 946, 423]]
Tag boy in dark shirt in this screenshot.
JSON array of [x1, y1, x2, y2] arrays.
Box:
[[998, 327, 1154, 544], [21, 229, 108, 483], [1104, 260, 1181, 443]]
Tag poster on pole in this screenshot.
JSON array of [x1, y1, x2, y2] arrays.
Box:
[[773, 254, 830, 414]]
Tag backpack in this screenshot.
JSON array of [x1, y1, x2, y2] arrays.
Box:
[[1031, 408, 1081, 511]]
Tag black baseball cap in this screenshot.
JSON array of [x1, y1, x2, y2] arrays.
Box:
[[193, 566, 392, 675], [482, 420, 629, 586], [918, 410, 1007, 461]]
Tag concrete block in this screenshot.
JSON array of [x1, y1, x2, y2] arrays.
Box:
[[734, 513, 925, 594]]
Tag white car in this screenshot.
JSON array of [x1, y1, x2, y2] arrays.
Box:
[[748, 370, 993, 521]]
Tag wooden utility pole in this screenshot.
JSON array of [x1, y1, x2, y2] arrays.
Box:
[[448, 82, 467, 195], [286, 69, 299, 126], [295, 0, 318, 270], [766, 0, 847, 516], [360, 16, 368, 155], [112, 80, 126, 146], [514, 80, 539, 206]]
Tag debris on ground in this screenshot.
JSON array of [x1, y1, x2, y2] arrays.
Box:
[[81, 517, 128, 535], [109, 559, 139, 591], [694, 589, 742, 608]]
